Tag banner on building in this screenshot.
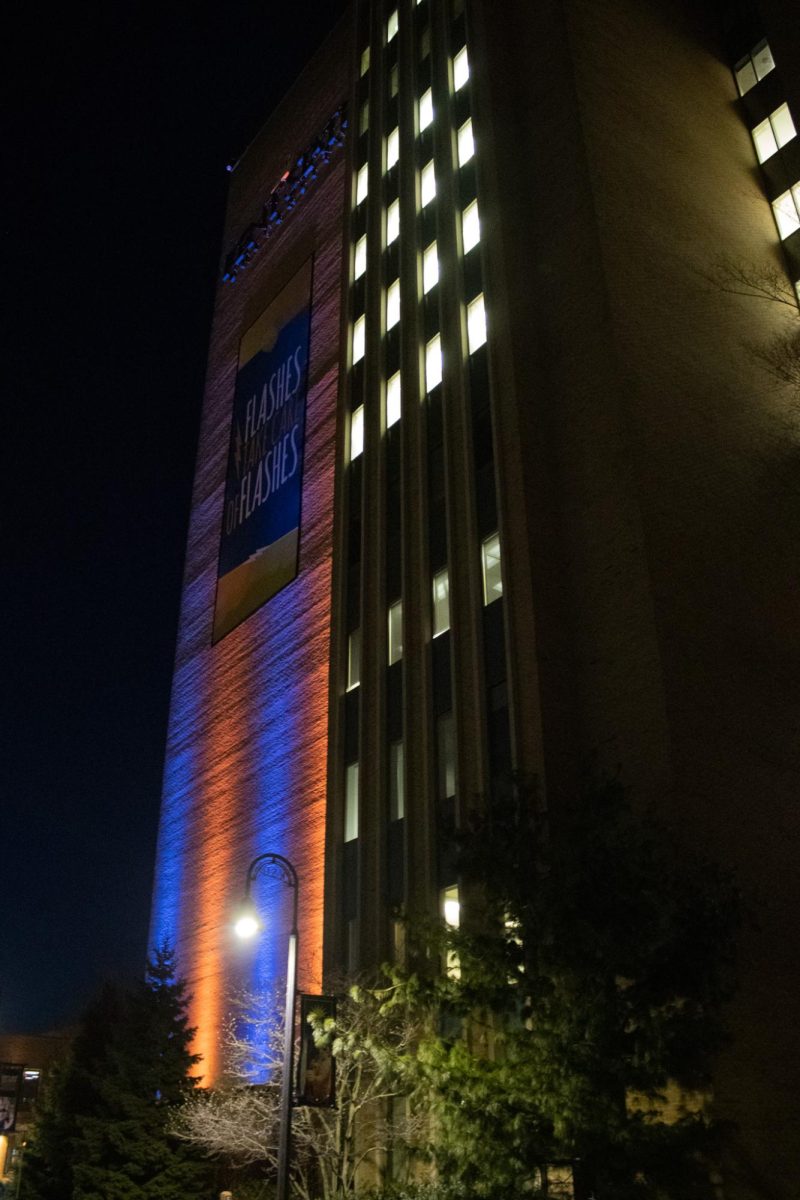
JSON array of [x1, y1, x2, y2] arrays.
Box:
[[296, 994, 336, 1107], [213, 258, 313, 642]]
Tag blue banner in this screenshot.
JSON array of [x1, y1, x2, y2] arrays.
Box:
[[213, 259, 313, 642]]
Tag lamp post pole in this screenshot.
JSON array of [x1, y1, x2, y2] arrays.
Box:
[[239, 852, 299, 1200]]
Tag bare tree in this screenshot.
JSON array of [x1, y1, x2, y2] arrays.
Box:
[[704, 254, 800, 392], [170, 982, 424, 1200]]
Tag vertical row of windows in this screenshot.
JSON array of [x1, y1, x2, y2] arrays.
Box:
[[734, 38, 800, 299], [341, 2, 505, 959]]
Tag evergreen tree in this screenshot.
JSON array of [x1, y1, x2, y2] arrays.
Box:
[[22, 946, 212, 1200]]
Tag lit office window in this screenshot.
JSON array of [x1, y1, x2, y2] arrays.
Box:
[[386, 279, 401, 329], [421, 159, 436, 207], [425, 333, 443, 391], [419, 87, 434, 132], [354, 234, 367, 280], [432, 566, 450, 636], [772, 185, 800, 239], [345, 762, 359, 841], [442, 884, 460, 928], [387, 197, 400, 245], [457, 118, 474, 166], [352, 314, 366, 364], [453, 45, 469, 90], [441, 884, 461, 977], [467, 293, 487, 352], [386, 371, 402, 426], [359, 101, 369, 135], [734, 40, 775, 95], [387, 127, 400, 170], [389, 739, 405, 820], [423, 240, 439, 293], [356, 163, 369, 205], [752, 104, 796, 162], [350, 405, 364, 461], [437, 712, 455, 799], [387, 9, 398, 42], [481, 532, 503, 604], [347, 628, 361, 691], [360, 46, 370, 77], [462, 199, 480, 253], [388, 599, 403, 664]]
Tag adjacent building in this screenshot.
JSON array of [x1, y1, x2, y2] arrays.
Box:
[[149, 1, 800, 1195]]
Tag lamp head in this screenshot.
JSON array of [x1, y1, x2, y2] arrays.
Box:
[[234, 897, 261, 940]]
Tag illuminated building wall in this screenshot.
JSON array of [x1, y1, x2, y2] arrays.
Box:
[[149, 16, 352, 1082], [151, 0, 800, 1193]]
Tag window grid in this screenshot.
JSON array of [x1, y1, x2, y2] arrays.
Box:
[[386, 371, 402, 426], [423, 241, 439, 293], [772, 184, 800, 240], [734, 40, 775, 96], [462, 199, 480, 253], [752, 104, 796, 163], [350, 405, 364, 460]]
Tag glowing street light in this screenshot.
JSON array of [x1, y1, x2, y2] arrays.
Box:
[[235, 852, 299, 1200]]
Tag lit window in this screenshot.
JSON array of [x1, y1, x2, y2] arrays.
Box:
[[432, 566, 450, 636], [354, 234, 367, 280], [442, 884, 460, 928], [481, 532, 503, 604], [388, 599, 403, 664], [352, 314, 366, 365], [772, 184, 800, 240], [423, 240, 439, 293], [390, 63, 399, 98], [419, 87, 434, 132], [467, 292, 487, 352], [389, 739, 405, 820], [387, 9, 398, 43], [387, 197, 400, 245], [350, 404, 364, 461], [387, 278, 401, 330], [356, 163, 369, 205], [421, 159, 436, 207], [347, 628, 361, 690], [457, 118, 474, 166], [386, 371, 402, 426], [453, 45, 469, 90], [425, 334, 443, 391], [387, 127, 400, 170], [734, 40, 775, 96], [360, 46, 370, 77], [345, 763, 359, 841], [437, 712, 455, 799], [752, 104, 796, 163], [441, 884, 460, 977], [462, 199, 480, 253]]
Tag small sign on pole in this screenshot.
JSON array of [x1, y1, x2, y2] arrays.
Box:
[[296, 994, 336, 1107]]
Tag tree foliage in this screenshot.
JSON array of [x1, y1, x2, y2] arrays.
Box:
[[21, 945, 212, 1200], [381, 774, 741, 1200]]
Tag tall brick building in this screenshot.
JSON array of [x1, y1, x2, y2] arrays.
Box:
[[150, 1, 800, 1195]]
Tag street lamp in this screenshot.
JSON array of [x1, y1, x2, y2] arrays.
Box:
[[235, 852, 299, 1200]]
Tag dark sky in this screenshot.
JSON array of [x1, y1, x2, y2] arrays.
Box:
[[3, 0, 345, 1033]]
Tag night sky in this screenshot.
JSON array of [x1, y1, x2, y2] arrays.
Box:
[[3, 0, 345, 1033]]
